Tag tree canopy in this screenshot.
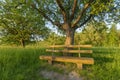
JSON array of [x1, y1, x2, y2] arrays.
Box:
[[0, 0, 119, 47], [0, 0, 49, 47], [31, 0, 117, 45]]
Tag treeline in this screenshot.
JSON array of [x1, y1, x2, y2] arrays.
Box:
[[75, 23, 120, 47], [43, 22, 120, 47], [0, 19, 119, 47]]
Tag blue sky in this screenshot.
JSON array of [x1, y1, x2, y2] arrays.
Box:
[[117, 23, 120, 29]]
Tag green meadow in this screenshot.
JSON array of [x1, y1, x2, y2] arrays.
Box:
[[0, 47, 120, 80]]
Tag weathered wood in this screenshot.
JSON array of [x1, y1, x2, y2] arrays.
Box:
[[46, 49, 92, 54], [40, 45, 94, 69], [40, 56, 94, 64], [48, 60, 53, 65], [48, 45, 92, 48], [76, 63, 83, 69]]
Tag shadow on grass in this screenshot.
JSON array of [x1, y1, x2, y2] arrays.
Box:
[[93, 56, 114, 65]]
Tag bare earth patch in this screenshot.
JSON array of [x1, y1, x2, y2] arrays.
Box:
[[40, 70, 82, 80]]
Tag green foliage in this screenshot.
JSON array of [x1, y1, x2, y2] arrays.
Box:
[[117, 30, 120, 46], [107, 24, 119, 46], [30, 0, 119, 45], [91, 0, 113, 15], [29, 0, 116, 31], [74, 22, 120, 47], [44, 32, 65, 45], [75, 22, 108, 46], [0, 0, 49, 47]]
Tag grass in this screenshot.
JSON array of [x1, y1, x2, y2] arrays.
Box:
[[0, 47, 50, 80], [80, 47, 120, 80], [0, 46, 120, 80]]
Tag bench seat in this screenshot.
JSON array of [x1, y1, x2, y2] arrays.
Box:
[[40, 55, 94, 68]]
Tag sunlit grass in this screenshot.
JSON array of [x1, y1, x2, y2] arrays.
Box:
[[0, 47, 48, 80], [79, 47, 120, 80], [0, 46, 120, 80]]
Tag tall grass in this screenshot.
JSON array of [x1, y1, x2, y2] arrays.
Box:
[[0, 47, 120, 80], [80, 47, 120, 80], [0, 47, 49, 80]]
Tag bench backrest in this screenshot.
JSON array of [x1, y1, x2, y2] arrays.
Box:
[[46, 45, 92, 54], [47, 45, 92, 48]]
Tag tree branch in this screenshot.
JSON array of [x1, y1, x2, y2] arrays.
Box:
[[70, 0, 77, 21], [72, 0, 94, 27], [31, 4, 61, 27], [56, 0, 67, 22], [15, 0, 27, 8], [47, 7, 58, 20], [75, 14, 93, 29], [1, 20, 10, 28]]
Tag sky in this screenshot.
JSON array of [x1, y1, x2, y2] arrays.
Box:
[[117, 23, 120, 30]]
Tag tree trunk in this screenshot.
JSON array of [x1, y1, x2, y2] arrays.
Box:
[[65, 28, 75, 45], [63, 23, 75, 45], [63, 23, 75, 56], [20, 39, 25, 48]]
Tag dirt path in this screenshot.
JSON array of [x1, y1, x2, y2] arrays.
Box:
[[40, 70, 82, 80]]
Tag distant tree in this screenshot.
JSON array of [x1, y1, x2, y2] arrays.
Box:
[[92, 22, 108, 46], [45, 32, 65, 45], [117, 30, 120, 47], [107, 24, 119, 46], [0, 0, 49, 47], [75, 22, 108, 46]]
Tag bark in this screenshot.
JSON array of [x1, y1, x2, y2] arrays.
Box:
[[62, 23, 75, 45], [20, 39, 25, 48], [65, 29, 75, 45], [62, 23, 75, 56]]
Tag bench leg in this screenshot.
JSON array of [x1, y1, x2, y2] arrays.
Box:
[[48, 60, 53, 65], [77, 63, 83, 69]]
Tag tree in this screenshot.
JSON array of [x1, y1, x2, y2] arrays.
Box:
[[31, 0, 114, 45], [80, 22, 108, 46], [107, 24, 119, 46], [45, 32, 65, 45], [0, 0, 49, 47], [117, 29, 120, 47]]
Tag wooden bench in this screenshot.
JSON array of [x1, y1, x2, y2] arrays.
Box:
[[40, 45, 94, 69]]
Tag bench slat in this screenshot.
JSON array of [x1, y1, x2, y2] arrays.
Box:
[[48, 45, 92, 48], [46, 49, 92, 53], [40, 56, 94, 64]]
